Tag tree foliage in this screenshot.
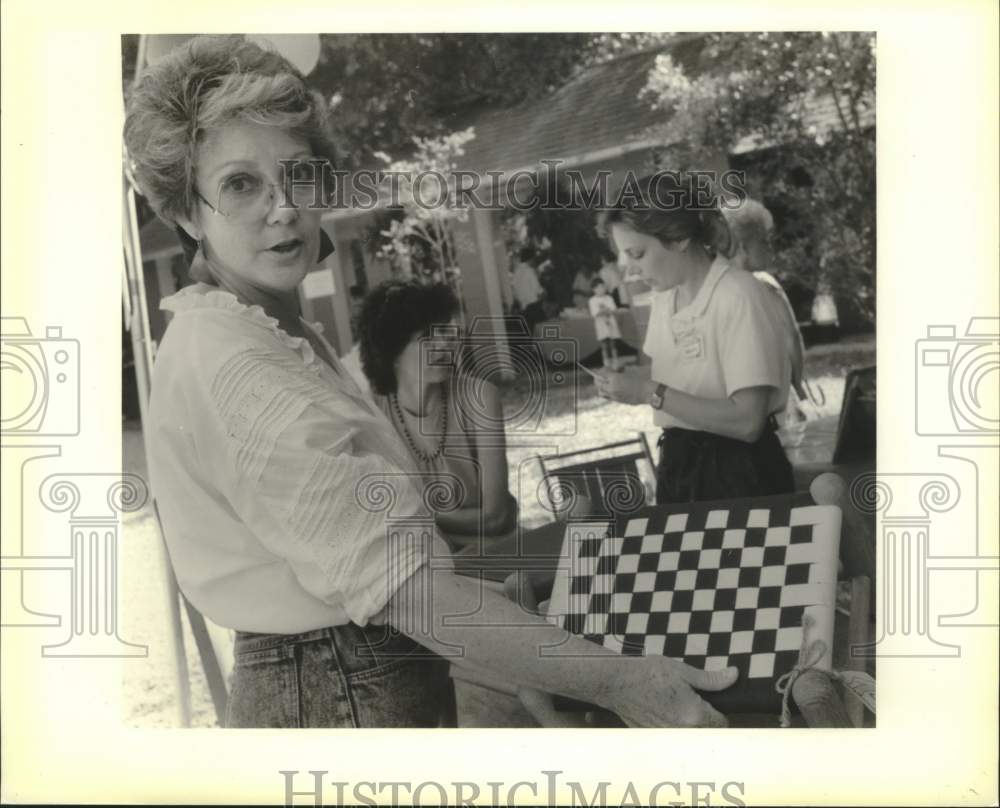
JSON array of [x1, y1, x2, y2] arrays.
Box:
[[369, 128, 477, 315], [643, 32, 876, 328], [520, 175, 613, 309], [313, 33, 673, 170]]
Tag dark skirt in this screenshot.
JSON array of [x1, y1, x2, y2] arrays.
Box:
[[655, 417, 795, 505]]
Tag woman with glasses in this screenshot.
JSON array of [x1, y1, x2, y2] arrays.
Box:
[[595, 174, 796, 505], [126, 35, 734, 728]]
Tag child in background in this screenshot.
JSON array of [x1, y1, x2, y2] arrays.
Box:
[[588, 277, 621, 371]]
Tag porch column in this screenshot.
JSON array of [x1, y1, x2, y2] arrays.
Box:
[[453, 208, 511, 376], [298, 221, 353, 356]]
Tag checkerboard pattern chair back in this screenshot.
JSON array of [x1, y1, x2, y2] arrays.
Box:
[[545, 492, 842, 714]]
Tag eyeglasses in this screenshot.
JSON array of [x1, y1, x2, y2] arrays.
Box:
[[195, 161, 331, 221]]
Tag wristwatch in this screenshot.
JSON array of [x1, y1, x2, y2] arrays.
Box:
[[648, 383, 667, 411]]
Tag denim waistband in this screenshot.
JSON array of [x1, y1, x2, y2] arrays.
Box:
[[234, 626, 339, 654]]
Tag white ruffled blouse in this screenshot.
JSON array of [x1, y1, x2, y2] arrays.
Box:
[[147, 283, 452, 633]]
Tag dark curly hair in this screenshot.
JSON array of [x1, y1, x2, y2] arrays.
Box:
[[358, 280, 462, 395]]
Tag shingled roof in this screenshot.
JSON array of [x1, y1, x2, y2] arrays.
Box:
[[442, 33, 872, 174], [446, 35, 707, 175]]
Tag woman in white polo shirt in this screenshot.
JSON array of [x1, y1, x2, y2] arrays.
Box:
[[595, 173, 795, 504]]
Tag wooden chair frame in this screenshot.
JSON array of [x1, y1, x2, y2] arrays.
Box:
[[537, 433, 656, 517]]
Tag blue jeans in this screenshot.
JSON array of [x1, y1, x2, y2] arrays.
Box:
[[225, 623, 453, 727]]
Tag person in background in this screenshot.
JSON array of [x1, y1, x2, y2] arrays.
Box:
[[724, 199, 808, 404], [594, 173, 795, 505], [358, 280, 517, 544], [588, 276, 621, 371], [510, 247, 546, 333], [810, 283, 841, 343], [536, 258, 562, 320], [599, 253, 631, 308], [571, 265, 594, 310]]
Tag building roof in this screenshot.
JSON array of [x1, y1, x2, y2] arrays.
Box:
[[446, 37, 707, 175], [444, 34, 873, 174]]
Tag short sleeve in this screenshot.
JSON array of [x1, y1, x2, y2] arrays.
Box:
[[717, 278, 786, 398], [643, 291, 670, 361], [204, 343, 449, 626]]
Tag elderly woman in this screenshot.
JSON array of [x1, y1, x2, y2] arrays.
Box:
[[596, 174, 795, 505], [724, 199, 807, 403], [125, 36, 733, 728]]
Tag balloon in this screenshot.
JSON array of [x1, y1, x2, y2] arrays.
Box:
[[142, 34, 193, 66], [249, 34, 321, 75], [141, 33, 321, 76]]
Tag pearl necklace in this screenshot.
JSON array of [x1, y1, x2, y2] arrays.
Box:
[[389, 384, 449, 466]]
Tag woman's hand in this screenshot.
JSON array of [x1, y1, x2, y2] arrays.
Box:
[[610, 656, 737, 728], [594, 368, 651, 406]]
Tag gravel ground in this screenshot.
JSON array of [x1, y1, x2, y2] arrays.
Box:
[[122, 425, 223, 728], [121, 337, 874, 728]]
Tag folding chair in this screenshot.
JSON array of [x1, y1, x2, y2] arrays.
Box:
[[832, 365, 876, 465], [537, 433, 656, 520], [152, 501, 231, 726], [503, 472, 875, 728]]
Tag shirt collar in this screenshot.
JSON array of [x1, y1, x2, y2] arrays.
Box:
[[675, 255, 731, 319]]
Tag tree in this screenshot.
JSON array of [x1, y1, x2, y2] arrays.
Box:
[[642, 32, 876, 329], [312, 33, 676, 170], [520, 173, 614, 310], [370, 128, 476, 317]]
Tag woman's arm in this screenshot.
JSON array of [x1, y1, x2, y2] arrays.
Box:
[[595, 371, 773, 443], [387, 565, 736, 727], [603, 274, 784, 442], [435, 381, 516, 537]]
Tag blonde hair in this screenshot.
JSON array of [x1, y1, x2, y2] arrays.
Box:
[[124, 35, 338, 228], [723, 198, 774, 246]]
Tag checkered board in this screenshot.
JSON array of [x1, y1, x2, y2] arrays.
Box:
[[545, 497, 842, 714]]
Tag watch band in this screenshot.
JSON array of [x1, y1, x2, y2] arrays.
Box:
[[649, 383, 667, 411]]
